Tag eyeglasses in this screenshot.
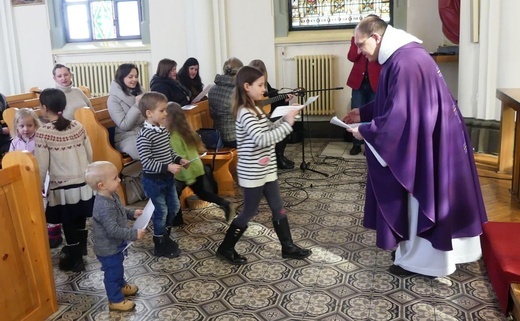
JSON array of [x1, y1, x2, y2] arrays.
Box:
[[356, 34, 373, 49]]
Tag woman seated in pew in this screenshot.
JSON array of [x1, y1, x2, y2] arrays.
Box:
[[53, 64, 92, 120], [107, 63, 144, 160], [150, 58, 191, 106], [177, 57, 205, 101], [208, 57, 243, 148]]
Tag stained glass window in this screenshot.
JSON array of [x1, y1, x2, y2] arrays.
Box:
[[63, 0, 142, 42], [290, 0, 392, 30]]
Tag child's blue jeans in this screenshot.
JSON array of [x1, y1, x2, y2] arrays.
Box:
[[142, 175, 179, 236], [97, 251, 125, 304]]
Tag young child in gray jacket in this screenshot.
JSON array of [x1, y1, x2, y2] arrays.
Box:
[[85, 161, 146, 312]]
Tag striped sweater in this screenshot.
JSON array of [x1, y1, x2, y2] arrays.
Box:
[[136, 121, 181, 178], [236, 106, 292, 188]]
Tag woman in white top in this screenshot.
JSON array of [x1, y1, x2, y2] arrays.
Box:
[[53, 64, 92, 120]]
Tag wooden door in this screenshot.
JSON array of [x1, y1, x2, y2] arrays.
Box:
[[0, 151, 57, 321]]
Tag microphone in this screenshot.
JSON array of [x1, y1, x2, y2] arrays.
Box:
[[263, 89, 279, 97]]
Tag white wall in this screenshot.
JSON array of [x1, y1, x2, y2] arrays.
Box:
[[1, 0, 518, 122]]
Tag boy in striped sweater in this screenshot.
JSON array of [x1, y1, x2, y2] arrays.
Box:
[[136, 92, 189, 258]]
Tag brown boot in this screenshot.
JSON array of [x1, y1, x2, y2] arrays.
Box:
[[121, 284, 138, 296], [109, 299, 136, 312]]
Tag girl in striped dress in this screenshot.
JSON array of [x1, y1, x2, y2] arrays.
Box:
[[216, 66, 312, 265], [35, 88, 94, 272]]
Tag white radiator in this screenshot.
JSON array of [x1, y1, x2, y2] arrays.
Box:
[[68, 61, 150, 97], [294, 55, 335, 115]]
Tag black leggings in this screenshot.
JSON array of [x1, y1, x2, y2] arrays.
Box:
[[176, 175, 228, 207], [233, 180, 285, 229], [62, 216, 86, 245]]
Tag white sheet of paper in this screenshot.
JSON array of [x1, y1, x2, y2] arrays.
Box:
[[134, 199, 154, 230], [269, 95, 320, 118], [181, 104, 197, 110], [187, 151, 207, 164], [192, 84, 214, 103], [123, 199, 154, 252], [330, 116, 369, 130]]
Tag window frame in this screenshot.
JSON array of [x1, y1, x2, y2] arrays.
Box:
[[62, 0, 143, 43], [288, 0, 393, 32]]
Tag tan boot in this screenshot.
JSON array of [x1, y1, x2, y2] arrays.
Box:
[[121, 284, 138, 296], [109, 299, 136, 312]]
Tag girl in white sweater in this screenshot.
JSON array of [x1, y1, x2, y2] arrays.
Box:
[[216, 66, 311, 265], [35, 88, 94, 272]]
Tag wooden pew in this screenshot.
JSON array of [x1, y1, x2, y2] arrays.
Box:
[[1, 151, 58, 320], [74, 107, 128, 204], [8, 97, 41, 109], [5, 87, 41, 104]]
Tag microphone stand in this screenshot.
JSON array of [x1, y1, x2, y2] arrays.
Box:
[[289, 86, 343, 177]]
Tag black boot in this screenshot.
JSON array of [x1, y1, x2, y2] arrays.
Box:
[[276, 139, 294, 170], [222, 201, 236, 224], [273, 217, 312, 259], [171, 210, 184, 227], [216, 223, 248, 265], [59, 244, 85, 272], [153, 235, 180, 258], [78, 229, 88, 256], [61, 229, 88, 256]]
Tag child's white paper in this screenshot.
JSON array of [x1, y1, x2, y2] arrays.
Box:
[[270, 95, 319, 118], [192, 84, 214, 103], [187, 152, 207, 164], [181, 104, 197, 110], [123, 199, 154, 252]]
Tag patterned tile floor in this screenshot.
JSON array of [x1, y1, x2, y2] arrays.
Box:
[[47, 139, 506, 321]]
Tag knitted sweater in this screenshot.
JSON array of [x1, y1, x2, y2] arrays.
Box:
[[55, 83, 92, 120], [136, 121, 182, 178], [236, 106, 292, 188], [91, 193, 138, 257], [208, 74, 236, 143], [169, 131, 204, 185], [35, 120, 93, 189]]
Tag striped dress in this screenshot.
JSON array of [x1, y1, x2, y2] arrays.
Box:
[[235, 106, 292, 188]]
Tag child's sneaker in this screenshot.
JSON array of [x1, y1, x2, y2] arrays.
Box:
[[121, 284, 138, 296], [109, 299, 136, 312]]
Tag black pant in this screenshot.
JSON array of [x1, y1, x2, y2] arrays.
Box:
[[176, 175, 227, 207]]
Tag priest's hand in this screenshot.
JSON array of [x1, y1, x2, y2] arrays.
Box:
[[343, 109, 360, 124], [347, 126, 364, 141]]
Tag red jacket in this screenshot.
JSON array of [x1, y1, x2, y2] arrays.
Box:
[[346, 36, 382, 92]]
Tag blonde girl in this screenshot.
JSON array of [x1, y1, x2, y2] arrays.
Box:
[[164, 102, 235, 226], [216, 66, 311, 265], [9, 108, 41, 153]]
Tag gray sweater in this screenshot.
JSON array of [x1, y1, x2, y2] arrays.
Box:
[[92, 193, 138, 257]]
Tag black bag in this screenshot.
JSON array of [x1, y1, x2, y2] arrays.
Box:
[[196, 128, 223, 151], [196, 128, 224, 170]]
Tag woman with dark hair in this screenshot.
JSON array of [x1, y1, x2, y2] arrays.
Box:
[[177, 57, 204, 100], [107, 63, 144, 160], [150, 58, 191, 106]]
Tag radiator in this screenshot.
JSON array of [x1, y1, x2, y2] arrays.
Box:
[[68, 61, 150, 97], [294, 55, 335, 115]]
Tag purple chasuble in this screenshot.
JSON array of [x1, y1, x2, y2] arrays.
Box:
[[358, 42, 487, 251]]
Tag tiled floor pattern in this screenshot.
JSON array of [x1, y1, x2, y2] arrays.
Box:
[[47, 139, 506, 321]]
